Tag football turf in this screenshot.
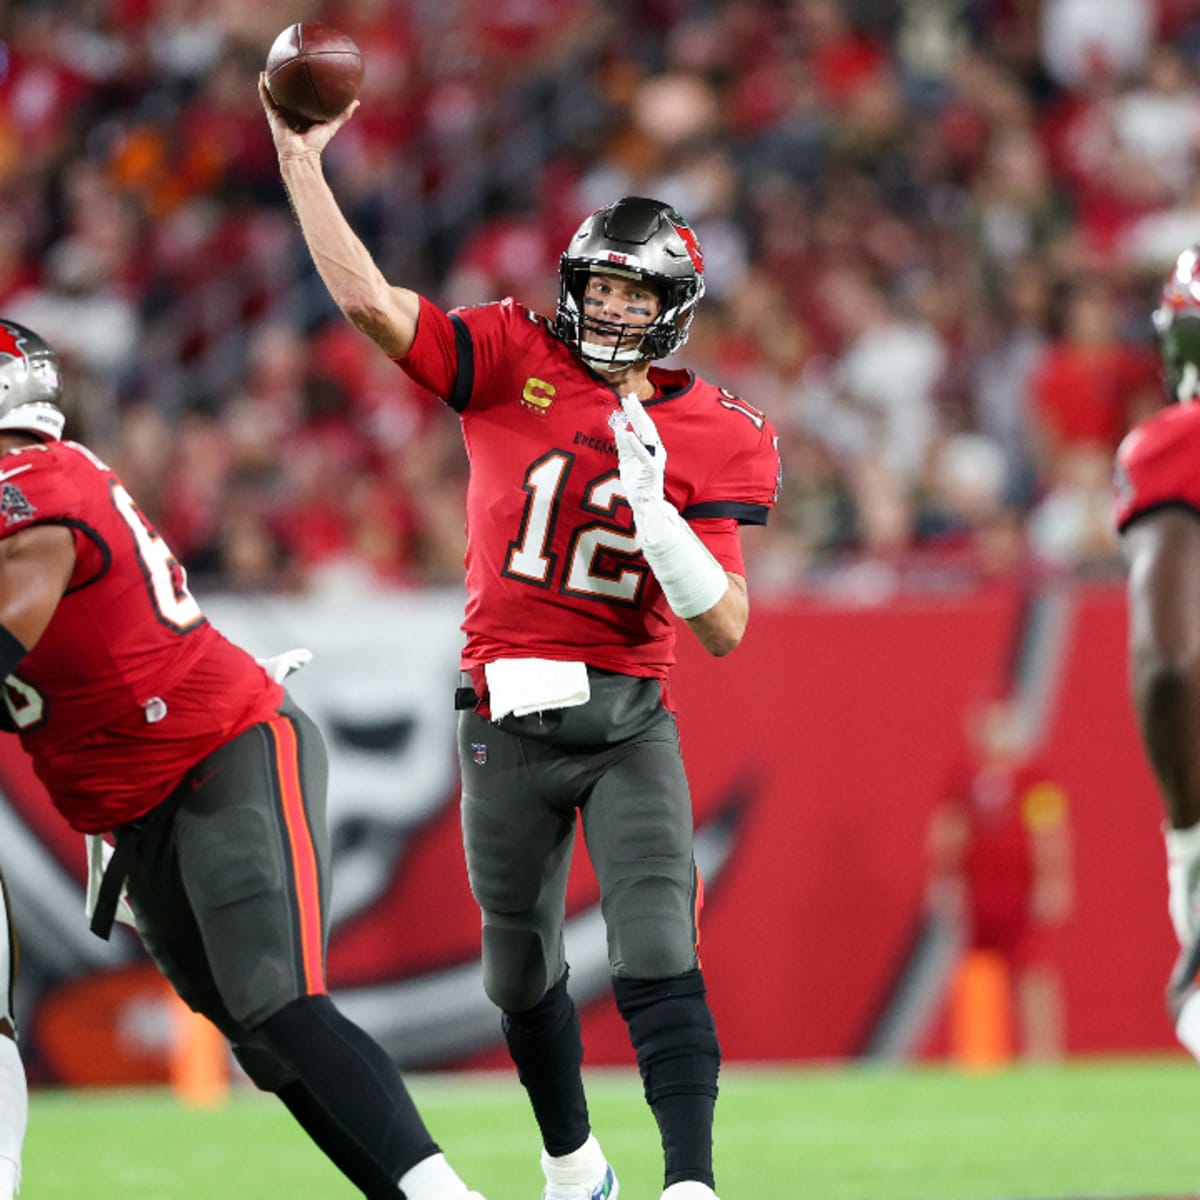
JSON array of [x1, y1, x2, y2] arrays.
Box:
[[25, 1057, 1200, 1199]]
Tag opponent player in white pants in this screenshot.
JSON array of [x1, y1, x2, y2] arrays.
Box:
[[0, 871, 26, 1199]]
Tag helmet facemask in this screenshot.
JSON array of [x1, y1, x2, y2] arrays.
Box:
[[556, 197, 705, 371]]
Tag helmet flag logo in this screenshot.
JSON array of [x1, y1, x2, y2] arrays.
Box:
[[0, 324, 26, 363], [668, 216, 704, 275]]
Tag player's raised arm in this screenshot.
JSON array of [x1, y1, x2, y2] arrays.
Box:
[[258, 76, 420, 357]]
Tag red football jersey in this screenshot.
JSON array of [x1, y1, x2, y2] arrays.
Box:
[[0, 440, 282, 833], [397, 297, 780, 677], [945, 752, 1067, 947], [1113, 402, 1200, 532]]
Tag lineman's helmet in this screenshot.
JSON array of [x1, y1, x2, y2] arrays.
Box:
[[0, 319, 65, 440]]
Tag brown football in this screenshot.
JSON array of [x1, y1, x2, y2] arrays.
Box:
[[265, 23, 364, 127]]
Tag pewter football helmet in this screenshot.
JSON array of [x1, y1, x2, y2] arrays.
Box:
[[0, 319, 65, 440], [556, 197, 705, 369]]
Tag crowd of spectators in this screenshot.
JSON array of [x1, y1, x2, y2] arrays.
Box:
[[1, 0, 1196, 599]]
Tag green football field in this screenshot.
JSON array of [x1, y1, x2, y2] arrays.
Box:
[[24, 1056, 1200, 1199]]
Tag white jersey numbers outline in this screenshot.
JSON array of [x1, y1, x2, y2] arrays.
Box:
[[504, 454, 647, 605], [563, 473, 645, 605], [505, 452, 571, 585], [110, 481, 204, 632], [717, 390, 767, 430], [0, 450, 204, 729], [2, 674, 44, 730]]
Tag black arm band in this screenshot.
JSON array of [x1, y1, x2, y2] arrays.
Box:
[[0, 625, 28, 681]]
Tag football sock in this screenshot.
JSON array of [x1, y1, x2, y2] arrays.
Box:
[[278, 1079, 405, 1198], [259, 995, 438, 1196], [0, 1034, 26, 1199], [502, 970, 591, 1156], [613, 969, 720, 1189]]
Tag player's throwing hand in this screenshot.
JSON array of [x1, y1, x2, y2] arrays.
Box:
[[258, 73, 358, 159]]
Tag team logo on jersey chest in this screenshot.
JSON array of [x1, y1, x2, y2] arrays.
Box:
[[521, 378, 556, 413], [0, 481, 34, 525], [471, 742, 488, 765]]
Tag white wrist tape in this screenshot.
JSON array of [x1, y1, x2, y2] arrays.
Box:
[[634, 498, 728, 620], [1165, 820, 1200, 945]]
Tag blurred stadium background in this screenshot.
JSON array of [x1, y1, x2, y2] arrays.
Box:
[[3, 0, 1200, 1190]]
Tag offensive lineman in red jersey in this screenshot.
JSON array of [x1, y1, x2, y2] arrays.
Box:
[[0, 320, 487, 1200], [1116, 244, 1200, 1064], [262, 79, 779, 1200]]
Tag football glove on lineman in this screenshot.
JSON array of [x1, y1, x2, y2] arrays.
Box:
[[258, 646, 313, 683]]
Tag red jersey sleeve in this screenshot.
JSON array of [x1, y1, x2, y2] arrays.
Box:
[[687, 413, 781, 518], [1113, 403, 1200, 532], [0, 444, 78, 530], [393, 296, 532, 414], [671, 389, 781, 526]]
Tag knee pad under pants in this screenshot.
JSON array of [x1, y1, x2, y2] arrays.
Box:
[[482, 925, 559, 1014]]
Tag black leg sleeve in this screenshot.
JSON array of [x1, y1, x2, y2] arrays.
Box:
[[502, 969, 591, 1156], [613, 968, 721, 1189], [277, 1080, 407, 1199], [257, 994, 439, 1193]]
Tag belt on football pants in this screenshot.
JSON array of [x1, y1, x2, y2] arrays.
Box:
[[89, 833, 136, 941], [455, 668, 484, 710], [89, 787, 185, 940]]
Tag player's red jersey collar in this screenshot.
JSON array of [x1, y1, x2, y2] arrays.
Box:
[[645, 366, 695, 402]]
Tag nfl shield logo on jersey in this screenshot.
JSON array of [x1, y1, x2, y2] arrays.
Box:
[[471, 742, 487, 765]]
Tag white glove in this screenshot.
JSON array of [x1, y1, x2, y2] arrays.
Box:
[[610, 393, 728, 620], [257, 647, 313, 683], [613, 392, 671, 546], [84, 834, 136, 929]]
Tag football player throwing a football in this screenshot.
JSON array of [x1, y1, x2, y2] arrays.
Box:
[[262, 77, 780, 1200], [1116, 244, 1200, 1063], [0, 319, 486, 1200]]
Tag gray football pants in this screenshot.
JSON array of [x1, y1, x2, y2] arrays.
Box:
[[120, 696, 331, 1041], [458, 669, 702, 1014]]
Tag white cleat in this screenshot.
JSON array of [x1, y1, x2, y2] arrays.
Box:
[[542, 1163, 617, 1200], [661, 1183, 718, 1200], [541, 1134, 618, 1200]]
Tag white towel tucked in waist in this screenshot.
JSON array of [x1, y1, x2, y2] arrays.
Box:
[[484, 658, 590, 722]]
